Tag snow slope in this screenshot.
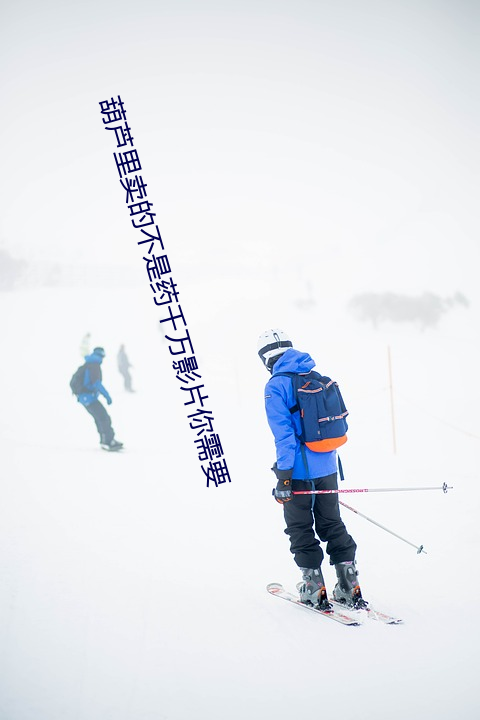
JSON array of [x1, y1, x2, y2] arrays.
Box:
[[0, 282, 478, 720], [2, 0, 479, 716]]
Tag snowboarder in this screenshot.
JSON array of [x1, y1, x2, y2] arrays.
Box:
[[117, 344, 134, 392], [258, 328, 366, 610], [74, 346, 123, 451]]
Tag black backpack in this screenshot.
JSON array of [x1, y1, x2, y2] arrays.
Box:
[[70, 364, 88, 395]]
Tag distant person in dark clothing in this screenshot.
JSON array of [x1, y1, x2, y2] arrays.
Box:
[[117, 344, 134, 392], [80, 332, 91, 358], [76, 347, 123, 451]]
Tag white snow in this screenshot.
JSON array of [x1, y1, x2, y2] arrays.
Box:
[[0, 282, 478, 720], [1, 2, 479, 717]]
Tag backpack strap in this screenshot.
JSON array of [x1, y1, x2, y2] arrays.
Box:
[[273, 371, 312, 415], [299, 443, 311, 481]]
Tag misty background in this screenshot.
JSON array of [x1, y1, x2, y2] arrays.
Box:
[[1, 2, 479, 719], [2, 0, 479, 301]]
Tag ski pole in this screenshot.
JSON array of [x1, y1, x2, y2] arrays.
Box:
[[292, 482, 452, 496], [338, 499, 427, 554]]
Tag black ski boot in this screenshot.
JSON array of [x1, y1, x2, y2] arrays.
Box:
[[333, 561, 368, 609], [297, 568, 332, 611]]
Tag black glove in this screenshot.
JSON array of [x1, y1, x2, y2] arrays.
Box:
[[271, 463, 293, 504]]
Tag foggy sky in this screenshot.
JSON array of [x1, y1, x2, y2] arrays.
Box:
[[1, 0, 479, 297]]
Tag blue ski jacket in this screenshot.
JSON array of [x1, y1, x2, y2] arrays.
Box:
[[77, 351, 112, 407], [264, 348, 337, 480]]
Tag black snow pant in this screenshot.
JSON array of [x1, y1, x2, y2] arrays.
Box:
[[283, 473, 356, 570], [83, 400, 114, 445]]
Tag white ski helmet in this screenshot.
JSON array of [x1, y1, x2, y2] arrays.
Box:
[[257, 329, 293, 370]]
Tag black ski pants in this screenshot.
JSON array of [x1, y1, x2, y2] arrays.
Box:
[[283, 473, 356, 569], [83, 400, 114, 445]]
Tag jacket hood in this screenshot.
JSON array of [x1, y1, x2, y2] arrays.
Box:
[[85, 351, 103, 364], [271, 348, 315, 375]]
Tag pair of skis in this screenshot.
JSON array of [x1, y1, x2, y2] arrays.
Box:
[[267, 583, 402, 626]]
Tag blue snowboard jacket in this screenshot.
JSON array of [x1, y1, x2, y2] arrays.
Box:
[[77, 351, 112, 407], [264, 348, 337, 480]]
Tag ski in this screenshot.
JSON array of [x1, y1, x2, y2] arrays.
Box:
[[267, 583, 361, 626], [328, 598, 403, 625]]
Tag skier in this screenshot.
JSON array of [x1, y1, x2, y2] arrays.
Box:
[[117, 344, 134, 392], [258, 329, 366, 610], [75, 346, 123, 451]]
